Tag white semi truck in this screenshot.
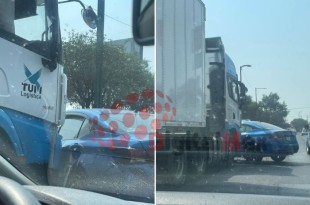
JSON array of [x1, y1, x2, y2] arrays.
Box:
[[156, 0, 247, 184]]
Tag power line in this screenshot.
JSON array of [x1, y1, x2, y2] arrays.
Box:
[[105, 13, 131, 27], [288, 106, 310, 110], [90, 5, 131, 27]]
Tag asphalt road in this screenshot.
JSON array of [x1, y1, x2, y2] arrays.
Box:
[[157, 133, 310, 197]]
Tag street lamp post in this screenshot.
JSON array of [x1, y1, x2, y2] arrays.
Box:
[[240, 64, 251, 82], [255, 87, 267, 104]]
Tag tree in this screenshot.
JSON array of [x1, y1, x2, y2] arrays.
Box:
[[241, 95, 258, 120], [241, 93, 289, 128], [258, 93, 289, 127], [63, 31, 154, 109], [291, 118, 308, 132]]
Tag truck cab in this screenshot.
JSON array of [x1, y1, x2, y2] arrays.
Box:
[[205, 37, 246, 161], [0, 0, 65, 171]]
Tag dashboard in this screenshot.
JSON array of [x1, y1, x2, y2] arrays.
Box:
[[0, 156, 150, 205], [156, 191, 310, 205]]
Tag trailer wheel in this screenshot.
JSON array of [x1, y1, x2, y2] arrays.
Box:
[[195, 151, 207, 173], [167, 150, 187, 184]]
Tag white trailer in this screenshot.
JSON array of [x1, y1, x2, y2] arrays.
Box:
[[156, 0, 247, 184]]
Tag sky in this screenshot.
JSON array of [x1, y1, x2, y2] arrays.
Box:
[[58, 0, 154, 71], [203, 0, 310, 122], [58, 0, 310, 122]]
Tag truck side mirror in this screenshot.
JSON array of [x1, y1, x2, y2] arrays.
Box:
[[58, 1, 97, 29], [132, 0, 154, 46], [82, 6, 97, 29]]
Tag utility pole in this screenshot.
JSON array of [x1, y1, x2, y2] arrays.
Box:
[[94, 0, 105, 108], [239, 64, 251, 82]]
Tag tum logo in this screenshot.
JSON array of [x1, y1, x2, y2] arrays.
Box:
[[21, 65, 43, 99]]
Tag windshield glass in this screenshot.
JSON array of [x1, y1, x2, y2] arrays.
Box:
[[156, 0, 310, 203], [0, 0, 154, 203], [0, 0, 53, 58]]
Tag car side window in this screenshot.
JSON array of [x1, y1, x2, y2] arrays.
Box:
[[59, 116, 85, 140], [78, 119, 91, 138], [77, 119, 111, 138], [241, 124, 257, 132], [240, 125, 247, 132]]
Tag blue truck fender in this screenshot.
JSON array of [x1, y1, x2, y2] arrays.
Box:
[[0, 108, 24, 156]]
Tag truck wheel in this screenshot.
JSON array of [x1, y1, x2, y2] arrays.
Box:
[[271, 155, 286, 162], [195, 152, 207, 173], [167, 151, 187, 184]]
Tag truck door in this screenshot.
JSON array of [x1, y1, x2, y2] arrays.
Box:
[[0, 0, 64, 164]]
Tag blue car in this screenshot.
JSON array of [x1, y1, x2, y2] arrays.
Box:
[[240, 120, 299, 162], [49, 109, 154, 202]]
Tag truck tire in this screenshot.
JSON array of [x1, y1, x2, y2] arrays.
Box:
[[195, 151, 207, 173], [167, 151, 187, 184], [271, 155, 286, 162]]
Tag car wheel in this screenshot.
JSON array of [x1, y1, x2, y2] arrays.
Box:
[[244, 154, 263, 162], [243, 144, 263, 162], [255, 156, 263, 162], [271, 155, 286, 162]]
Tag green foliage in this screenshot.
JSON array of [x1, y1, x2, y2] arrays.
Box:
[[290, 118, 308, 132], [241, 95, 258, 120], [63, 31, 154, 109], [242, 93, 289, 128], [258, 93, 289, 127]]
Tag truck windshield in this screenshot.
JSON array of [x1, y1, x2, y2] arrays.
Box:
[[15, 5, 51, 42], [0, 0, 53, 58]]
